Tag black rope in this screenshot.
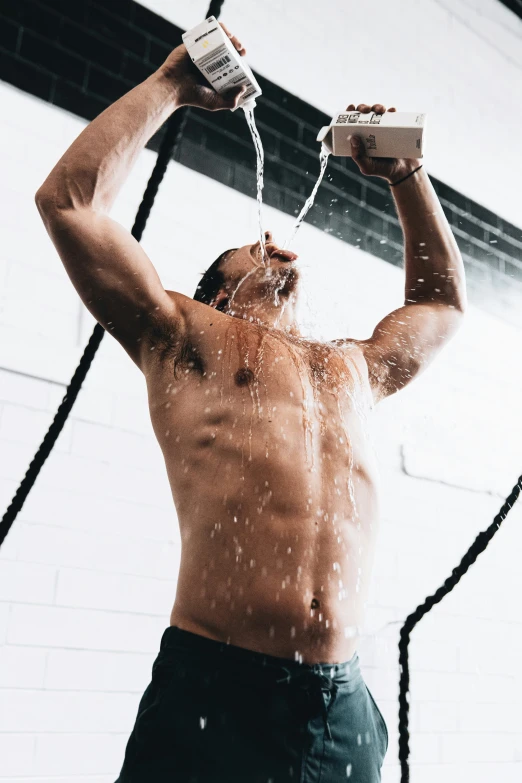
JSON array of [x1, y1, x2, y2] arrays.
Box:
[[206, 0, 226, 17], [132, 107, 189, 244], [0, 119, 181, 548], [0, 2, 223, 549], [398, 472, 522, 781]]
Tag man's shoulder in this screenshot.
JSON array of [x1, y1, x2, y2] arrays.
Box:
[[328, 337, 368, 361], [165, 291, 242, 347], [165, 291, 226, 328]]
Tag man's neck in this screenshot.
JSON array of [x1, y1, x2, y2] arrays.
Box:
[[225, 301, 301, 337]]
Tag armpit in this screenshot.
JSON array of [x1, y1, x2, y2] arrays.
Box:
[[146, 314, 205, 378], [328, 338, 376, 402]]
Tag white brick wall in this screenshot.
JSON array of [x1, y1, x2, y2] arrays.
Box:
[[1, 0, 522, 776]]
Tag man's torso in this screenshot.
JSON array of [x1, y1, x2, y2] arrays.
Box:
[[143, 298, 381, 664]]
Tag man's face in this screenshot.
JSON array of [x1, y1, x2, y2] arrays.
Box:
[[218, 231, 300, 311]]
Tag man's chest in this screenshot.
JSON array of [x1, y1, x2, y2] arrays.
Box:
[[148, 323, 373, 443]]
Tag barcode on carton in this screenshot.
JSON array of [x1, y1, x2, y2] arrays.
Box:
[[206, 55, 231, 74]]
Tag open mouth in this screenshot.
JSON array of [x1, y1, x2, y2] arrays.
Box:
[[265, 243, 298, 263], [250, 241, 299, 266]]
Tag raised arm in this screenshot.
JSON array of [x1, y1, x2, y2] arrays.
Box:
[[344, 103, 466, 403], [35, 26, 246, 368]]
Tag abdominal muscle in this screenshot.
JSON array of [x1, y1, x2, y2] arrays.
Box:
[[170, 505, 379, 665], [165, 413, 380, 665]]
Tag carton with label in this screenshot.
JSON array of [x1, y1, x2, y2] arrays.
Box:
[[182, 16, 262, 111], [317, 110, 427, 158]]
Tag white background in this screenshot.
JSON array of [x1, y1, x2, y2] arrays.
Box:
[[1, 0, 522, 780]]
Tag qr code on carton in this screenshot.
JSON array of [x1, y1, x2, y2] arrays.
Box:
[[336, 113, 359, 124]]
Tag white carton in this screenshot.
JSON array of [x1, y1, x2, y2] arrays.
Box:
[[317, 110, 427, 158], [182, 17, 262, 111]]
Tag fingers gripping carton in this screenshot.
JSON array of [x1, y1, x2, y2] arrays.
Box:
[[317, 110, 427, 158], [182, 17, 262, 111]]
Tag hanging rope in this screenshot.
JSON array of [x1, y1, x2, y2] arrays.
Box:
[[0, 3, 223, 549], [398, 472, 522, 781], [207, 0, 226, 16]]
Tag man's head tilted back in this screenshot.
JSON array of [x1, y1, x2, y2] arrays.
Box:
[[193, 231, 300, 327]]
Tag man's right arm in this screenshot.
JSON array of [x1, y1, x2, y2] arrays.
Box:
[[35, 67, 188, 368], [35, 28, 246, 368], [35, 204, 181, 367]]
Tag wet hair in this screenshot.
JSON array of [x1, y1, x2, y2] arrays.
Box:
[[193, 249, 238, 308]]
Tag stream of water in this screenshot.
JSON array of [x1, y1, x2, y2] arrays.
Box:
[[243, 107, 330, 260], [284, 146, 331, 249], [243, 106, 266, 264]]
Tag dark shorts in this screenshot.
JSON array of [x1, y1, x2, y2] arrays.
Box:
[[115, 626, 388, 783]]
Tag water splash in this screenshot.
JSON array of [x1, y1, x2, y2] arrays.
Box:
[[243, 106, 266, 264], [284, 145, 331, 249], [227, 265, 259, 312]]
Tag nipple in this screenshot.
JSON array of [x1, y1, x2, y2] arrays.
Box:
[[235, 367, 254, 386]]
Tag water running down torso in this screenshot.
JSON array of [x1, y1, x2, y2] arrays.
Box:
[[146, 300, 380, 663]]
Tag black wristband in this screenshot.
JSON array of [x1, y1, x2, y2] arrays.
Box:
[[389, 164, 423, 187]]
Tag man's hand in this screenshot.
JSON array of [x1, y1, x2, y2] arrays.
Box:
[[160, 23, 247, 112], [347, 103, 420, 185]]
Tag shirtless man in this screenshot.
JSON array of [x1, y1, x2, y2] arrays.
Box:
[[35, 24, 466, 783]]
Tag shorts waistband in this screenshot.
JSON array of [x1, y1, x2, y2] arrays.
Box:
[[160, 625, 361, 687]]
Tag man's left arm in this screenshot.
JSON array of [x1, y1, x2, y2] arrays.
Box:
[[347, 104, 467, 402]]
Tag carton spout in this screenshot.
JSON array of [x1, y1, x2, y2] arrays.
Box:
[[237, 97, 257, 113], [317, 126, 333, 153]]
